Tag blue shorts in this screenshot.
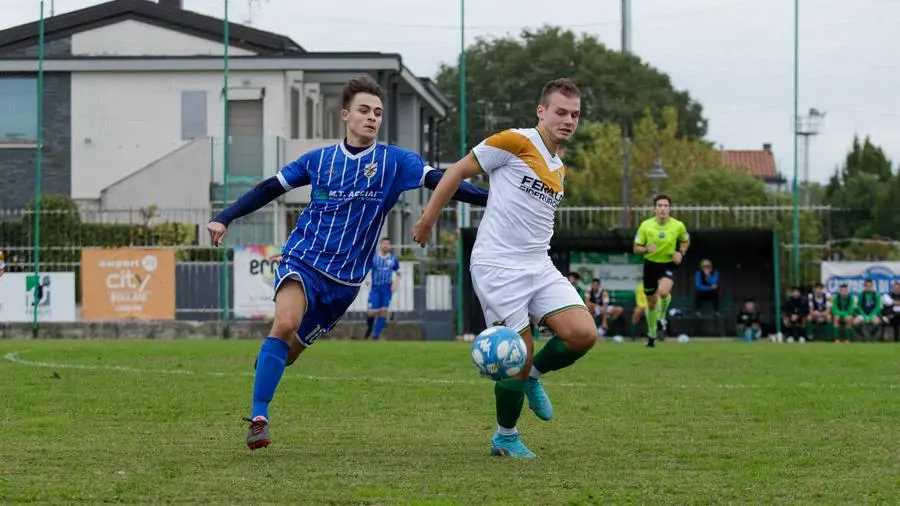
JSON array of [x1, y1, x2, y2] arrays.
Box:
[[368, 285, 393, 311], [273, 258, 360, 347]]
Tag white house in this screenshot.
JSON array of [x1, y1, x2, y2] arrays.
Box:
[[0, 0, 450, 245]]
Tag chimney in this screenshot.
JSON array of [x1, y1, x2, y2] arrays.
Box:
[[762, 143, 772, 152], [159, 0, 183, 8]]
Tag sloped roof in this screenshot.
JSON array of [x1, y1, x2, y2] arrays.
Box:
[[0, 0, 304, 55], [721, 149, 778, 180]]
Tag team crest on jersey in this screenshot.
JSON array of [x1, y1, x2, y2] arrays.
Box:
[[364, 161, 379, 179], [658, 232, 666, 239]]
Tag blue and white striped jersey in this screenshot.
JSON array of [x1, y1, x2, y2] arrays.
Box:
[[370, 253, 400, 287], [275, 142, 428, 286]]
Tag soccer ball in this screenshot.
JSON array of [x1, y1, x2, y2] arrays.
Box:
[[471, 326, 528, 381]]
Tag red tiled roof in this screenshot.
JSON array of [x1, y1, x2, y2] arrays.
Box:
[[721, 149, 777, 179]]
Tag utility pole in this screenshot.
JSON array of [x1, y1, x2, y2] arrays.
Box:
[[796, 108, 825, 206], [619, 0, 632, 228]]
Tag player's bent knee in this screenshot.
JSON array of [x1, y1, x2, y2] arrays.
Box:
[[557, 310, 597, 352]]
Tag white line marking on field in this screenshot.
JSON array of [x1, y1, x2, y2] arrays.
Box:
[[3, 350, 899, 390]]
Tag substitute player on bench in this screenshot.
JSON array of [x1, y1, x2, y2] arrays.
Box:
[[633, 194, 690, 348]]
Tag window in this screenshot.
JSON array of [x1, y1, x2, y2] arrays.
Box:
[[0, 78, 37, 144], [180, 90, 207, 140], [322, 94, 341, 139]]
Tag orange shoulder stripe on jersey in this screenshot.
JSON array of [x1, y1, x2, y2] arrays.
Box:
[[484, 129, 528, 154], [517, 138, 564, 194]]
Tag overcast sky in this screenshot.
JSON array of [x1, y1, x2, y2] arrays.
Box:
[[4, 0, 899, 183]]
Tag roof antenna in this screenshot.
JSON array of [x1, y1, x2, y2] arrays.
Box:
[[246, 0, 268, 25]]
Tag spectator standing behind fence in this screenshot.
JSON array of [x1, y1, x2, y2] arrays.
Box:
[[694, 259, 720, 316], [0, 250, 5, 279]]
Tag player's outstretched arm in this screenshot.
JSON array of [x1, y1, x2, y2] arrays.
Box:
[[208, 152, 314, 246], [207, 177, 288, 246], [422, 168, 488, 206], [412, 154, 482, 246]]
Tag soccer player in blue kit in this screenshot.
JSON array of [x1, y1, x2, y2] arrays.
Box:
[[207, 76, 488, 449], [365, 237, 400, 340]]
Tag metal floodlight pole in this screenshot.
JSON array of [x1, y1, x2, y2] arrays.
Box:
[[797, 108, 824, 206], [619, 0, 633, 228], [33, 0, 45, 338], [627, 138, 665, 205], [456, 0, 467, 336], [791, 0, 800, 287], [221, 0, 231, 335]]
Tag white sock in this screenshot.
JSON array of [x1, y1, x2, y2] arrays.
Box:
[[529, 367, 542, 379], [496, 425, 518, 436]]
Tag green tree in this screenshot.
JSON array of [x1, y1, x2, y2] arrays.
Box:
[[668, 165, 769, 206], [834, 135, 893, 183], [825, 136, 895, 239], [564, 107, 736, 207], [435, 26, 708, 161]]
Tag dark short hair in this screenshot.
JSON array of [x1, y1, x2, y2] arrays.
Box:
[[568, 271, 581, 280], [791, 286, 801, 292], [814, 282, 824, 288], [381, 237, 391, 242], [865, 278, 874, 284], [342, 75, 385, 109], [839, 283, 848, 289], [653, 193, 671, 206], [592, 278, 600, 284], [540, 78, 580, 105]]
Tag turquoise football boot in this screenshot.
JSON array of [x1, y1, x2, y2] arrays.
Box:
[[490, 432, 537, 459], [525, 376, 554, 421]]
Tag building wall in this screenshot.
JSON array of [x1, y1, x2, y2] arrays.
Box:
[[70, 70, 287, 199], [100, 137, 212, 211], [71, 20, 255, 57], [0, 72, 71, 209]]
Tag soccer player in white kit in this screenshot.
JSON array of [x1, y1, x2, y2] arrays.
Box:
[[412, 78, 597, 458]]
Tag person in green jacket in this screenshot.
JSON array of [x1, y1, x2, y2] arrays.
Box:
[[831, 284, 855, 343], [854, 278, 882, 341]]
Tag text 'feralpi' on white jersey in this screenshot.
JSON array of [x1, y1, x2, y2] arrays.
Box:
[[469, 128, 565, 268]]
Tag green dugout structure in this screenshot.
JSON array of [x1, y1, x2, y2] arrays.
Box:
[[460, 228, 781, 338]]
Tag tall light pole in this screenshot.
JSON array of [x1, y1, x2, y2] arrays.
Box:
[[221, 0, 231, 335], [797, 108, 825, 206], [456, 0, 467, 336], [619, 0, 633, 228], [647, 157, 668, 202], [791, 0, 800, 286], [33, 0, 46, 337]]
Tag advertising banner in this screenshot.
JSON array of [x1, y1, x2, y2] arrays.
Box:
[[233, 245, 281, 319], [569, 252, 643, 298], [0, 272, 76, 322], [821, 261, 900, 294], [233, 246, 417, 318], [81, 248, 176, 320]]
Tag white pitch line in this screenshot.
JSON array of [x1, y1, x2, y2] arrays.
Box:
[[3, 350, 898, 390]]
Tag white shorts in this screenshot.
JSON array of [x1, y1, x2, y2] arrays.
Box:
[[470, 261, 587, 334]]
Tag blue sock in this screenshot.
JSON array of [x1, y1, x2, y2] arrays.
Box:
[[373, 316, 386, 339], [252, 337, 290, 420]]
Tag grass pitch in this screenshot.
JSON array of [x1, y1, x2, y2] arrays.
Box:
[[1, 338, 899, 505]]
